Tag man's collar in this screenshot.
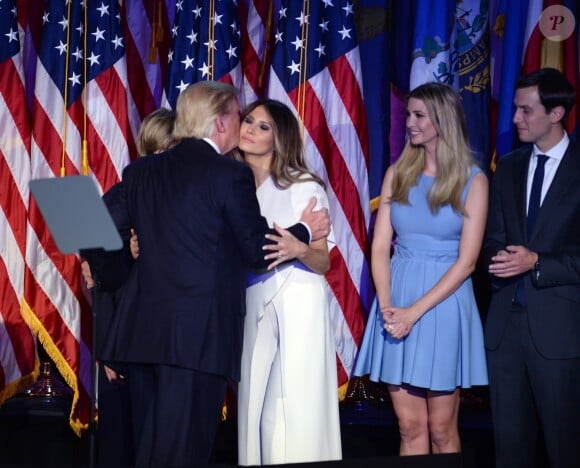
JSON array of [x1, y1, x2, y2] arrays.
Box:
[[203, 137, 221, 154]]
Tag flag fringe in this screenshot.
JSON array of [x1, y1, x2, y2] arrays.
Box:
[[0, 358, 39, 407], [20, 298, 87, 437]]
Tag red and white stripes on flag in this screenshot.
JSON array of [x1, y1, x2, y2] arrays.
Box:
[[265, 1, 372, 391], [0, 0, 37, 405], [239, 0, 274, 104], [21, 0, 139, 433]]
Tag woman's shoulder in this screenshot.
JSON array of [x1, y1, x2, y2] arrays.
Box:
[[467, 164, 488, 183], [292, 173, 326, 194], [462, 164, 488, 199], [288, 174, 329, 208]]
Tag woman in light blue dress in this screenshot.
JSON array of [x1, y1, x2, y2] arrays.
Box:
[[354, 82, 488, 456]]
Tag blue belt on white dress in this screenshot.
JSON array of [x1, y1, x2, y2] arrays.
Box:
[[246, 261, 312, 287]]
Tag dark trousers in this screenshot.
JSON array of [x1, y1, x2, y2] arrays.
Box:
[[128, 363, 227, 466], [487, 305, 580, 468], [97, 364, 134, 466]]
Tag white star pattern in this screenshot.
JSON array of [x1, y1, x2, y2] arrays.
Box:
[[270, 0, 358, 93], [186, 30, 198, 44], [181, 54, 195, 69], [287, 60, 300, 74], [96, 2, 109, 17], [72, 46, 83, 61], [296, 11, 308, 26], [314, 42, 326, 57], [342, 2, 353, 16], [35, 0, 129, 106], [291, 36, 303, 50], [87, 52, 100, 66], [58, 16, 68, 31], [176, 80, 189, 93], [68, 71, 81, 86], [338, 25, 351, 39], [5, 28, 17, 43], [111, 35, 123, 50], [164, 0, 242, 108], [198, 61, 211, 77], [226, 44, 237, 59], [55, 40, 67, 55], [92, 27, 105, 42]]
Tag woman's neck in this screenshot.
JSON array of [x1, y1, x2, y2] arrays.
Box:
[[245, 156, 272, 187], [423, 146, 437, 176]]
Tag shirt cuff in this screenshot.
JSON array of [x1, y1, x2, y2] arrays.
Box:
[[299, 221, 312, 243]]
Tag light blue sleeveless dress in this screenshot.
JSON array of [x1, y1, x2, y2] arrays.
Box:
[[354, 167, 488, 391]]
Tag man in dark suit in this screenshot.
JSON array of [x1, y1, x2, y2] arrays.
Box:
[[105, 81, 330, 466], [484, 68, 580, 468]]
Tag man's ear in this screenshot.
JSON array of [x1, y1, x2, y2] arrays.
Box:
[[550, 105, 565, 123], [215, 116, 225, 133]]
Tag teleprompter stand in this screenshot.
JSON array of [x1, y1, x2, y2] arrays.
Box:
[[30, 175, 122, 468]]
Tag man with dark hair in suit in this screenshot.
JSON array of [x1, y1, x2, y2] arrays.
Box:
[[105, 80, 330, 466], [485, 67, 580, 468]]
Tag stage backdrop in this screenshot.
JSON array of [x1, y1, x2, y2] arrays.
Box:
[[0, 0, 578, 434]]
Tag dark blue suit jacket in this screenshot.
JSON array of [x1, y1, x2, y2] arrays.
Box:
[[104, 138, 308, 381], [484, 141, 580, 359]]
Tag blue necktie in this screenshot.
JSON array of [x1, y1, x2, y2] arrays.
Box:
[[526, 154, 548, 237], [514, 154, 548, 306]]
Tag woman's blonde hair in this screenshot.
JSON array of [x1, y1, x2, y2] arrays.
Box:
[[391, 82, 474, 214], [136, 108, 177, 156], [235, 99, 325, 190], [173, 81, 239, 139]]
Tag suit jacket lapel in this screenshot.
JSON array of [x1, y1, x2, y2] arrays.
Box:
[[530, 142, 580, 241]]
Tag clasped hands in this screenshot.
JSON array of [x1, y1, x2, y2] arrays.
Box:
[[381, 305, 417, 340], [489, 245, 538, 278]]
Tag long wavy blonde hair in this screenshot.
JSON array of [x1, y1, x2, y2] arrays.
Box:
[[391, 82, 474, 215]]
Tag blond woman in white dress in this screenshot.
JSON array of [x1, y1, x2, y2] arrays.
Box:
[[236, 99, 342, 465]]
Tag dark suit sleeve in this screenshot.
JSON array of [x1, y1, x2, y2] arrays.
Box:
[[484, 162, 510, 290], [79, 180, 134, 292], [103, 181, 132, 240], [286, 223, 310, 244], [81, 242, 133, 292], [532, 252, 580, 288]]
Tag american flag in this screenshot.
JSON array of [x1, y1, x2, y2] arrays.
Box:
[[164, 0, 244, 108], [123, 0, 172, 117], [22, 0, 138, 433], [239, 0, 274, 103], [265, 0, 372, 390], [0, 0, 36, 405]]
